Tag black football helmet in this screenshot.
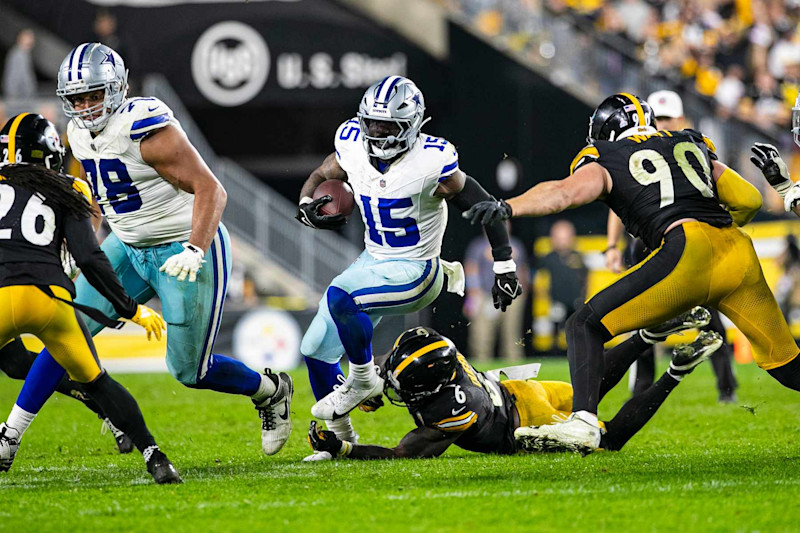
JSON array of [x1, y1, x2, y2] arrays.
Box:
[[384, 326, 458, 407], [587, 93, 656, 144], [0, 113, 65, 171]]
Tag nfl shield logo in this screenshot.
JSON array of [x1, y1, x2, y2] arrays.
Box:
[[379, 179, 386, 188]]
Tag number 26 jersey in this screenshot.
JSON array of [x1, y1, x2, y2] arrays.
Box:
[[68, 97, 194, 247]]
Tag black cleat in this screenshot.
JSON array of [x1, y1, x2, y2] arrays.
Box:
[[669, 331, 723, 377], [101, 417, 134, 454], [640, 307, 712, 344], [144, 447, 183, 484], [718, 390, 738, 404]]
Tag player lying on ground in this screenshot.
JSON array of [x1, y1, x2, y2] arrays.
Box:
[[15, 42, 293, 457], [0, 113, 179, 483], [463, 92, 800, 454], [307, 310, 720, 459], [296, 75, 522, 454]]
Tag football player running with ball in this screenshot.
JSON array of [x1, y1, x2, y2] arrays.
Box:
[[17, 43, 293, 457], [308, 318, 721, 459], [465, 93, 800, 454], [297, 76, 522, 456], [0, 113, 179, 483]]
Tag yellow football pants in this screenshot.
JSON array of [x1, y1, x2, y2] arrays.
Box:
[[0, 285, 102, 382], [592, 222, 798, 370], [502, 379, 573, 427]]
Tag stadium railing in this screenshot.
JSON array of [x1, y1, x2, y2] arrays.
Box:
[[143, 74, 360, 296]]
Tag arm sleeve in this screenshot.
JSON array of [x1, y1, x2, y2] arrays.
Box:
[[63, 216, 138, 319], [448, 175, 513, 261], [716, 167, 762, 227]]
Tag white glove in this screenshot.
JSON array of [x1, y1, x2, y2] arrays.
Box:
[[785, 182, 800, 213], [159, 243, 206, 282]]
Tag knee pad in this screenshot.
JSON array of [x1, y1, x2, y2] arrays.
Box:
[[767, 354, 800, 392], [567, 304, 612, 343]]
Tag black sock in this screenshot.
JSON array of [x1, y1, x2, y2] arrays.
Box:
[[0, 339, 36, 379], [767, 354, 800, 392], [55, 377, 105, 416], [601, 373, 679, 451], [599, 334, 649, 401], [567, 305, 612, 413], [632, 347, 656, 395], [82, 372, 157, 455]]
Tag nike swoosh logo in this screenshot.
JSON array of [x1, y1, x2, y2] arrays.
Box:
[[279, 401, 289, 420], [147, 106, 159, 112], [451, 406, 466, 416]]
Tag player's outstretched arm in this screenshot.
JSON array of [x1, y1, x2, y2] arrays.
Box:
[[750, 143, 800, 217], [712, 161, 762, 226], [296, 153, 348, 230], [308, 421, 458, 460], [439, 170, 522, 310]]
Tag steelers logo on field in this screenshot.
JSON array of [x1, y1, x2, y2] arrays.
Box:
[[191, 21, 270, 107]]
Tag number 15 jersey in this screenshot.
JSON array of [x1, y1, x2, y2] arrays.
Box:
[[570, 129, 733, 250], [334, 118, 459, 261], [68, 97, 194, 247]]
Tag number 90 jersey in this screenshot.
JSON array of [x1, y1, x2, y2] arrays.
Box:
[[68, 97, 194, 247], [334, 118, 459, 260], [570, 129, 733, 250], [408, 354, 517, 455]]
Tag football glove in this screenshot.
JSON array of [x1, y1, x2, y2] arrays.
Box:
[[492, 261, 522, 311], [358, 395, 385, 413], [159, 243, 205, 282], [750, 143, 793, 196], [785, 182, 800, 212], [296, 196, 346, 230], [462, 199, 512, 226], [129, 304, 166, 341], [307, 421, 352, 456]]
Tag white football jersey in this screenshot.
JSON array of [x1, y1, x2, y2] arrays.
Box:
[[68, 97, 194, 247], [334, 118, 458, 260]]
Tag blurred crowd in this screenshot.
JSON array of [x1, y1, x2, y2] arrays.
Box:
[[437, 0, 800, 132]]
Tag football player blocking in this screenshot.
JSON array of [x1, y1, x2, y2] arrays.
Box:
[[0, 114, 179, 483], [307, 315, 722, 459], [5, 42, 293, 463], [465, 92, 800, 454], [296, 75, 523, 453]]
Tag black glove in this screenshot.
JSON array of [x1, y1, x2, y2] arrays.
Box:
[[492, 271, 522, 311], [296, 196, 347, 230], [750, 143, 792, 190], [358, 395, 384, 413], [462, 199, 512, 226], [307, 421, 344, 455]]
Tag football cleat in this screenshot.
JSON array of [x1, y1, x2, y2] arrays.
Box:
[[669, 331, 723, 377], [0, 423, 20, 472], [144, 446, 183, 484], [101, 417, 134, 454], [255, 370, 294, 455], [311, 375, 384, 420], [514, 413, 602, 455], [718, 391, 737, 404], [639, 306, 712, 344], [302, 451, 333, 462]]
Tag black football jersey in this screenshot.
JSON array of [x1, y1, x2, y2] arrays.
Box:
[[571, 129, 733, 250], [408, 354, 517, 455], [0, 179, 74, 291]]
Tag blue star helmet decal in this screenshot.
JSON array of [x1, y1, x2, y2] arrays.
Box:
[[102, 51, 116, 67]]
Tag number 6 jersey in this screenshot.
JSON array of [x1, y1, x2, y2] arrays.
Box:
[[570, 129, 733, 250], [68, 97, 194, 247], [334, 118, 459, 260]]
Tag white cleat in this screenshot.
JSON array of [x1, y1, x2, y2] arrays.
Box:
[[514, 413, 602, 455], [302, 451, 334, 462], [0, 423, 20, 472], [311, 376, 384, 420], [255, 370, 293, 455]]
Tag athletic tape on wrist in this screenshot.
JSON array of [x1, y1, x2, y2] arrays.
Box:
[[493, 259, 517, 274], [339, 440, 353, 457]]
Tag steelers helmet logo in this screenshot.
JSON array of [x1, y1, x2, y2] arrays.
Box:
[[191, 21, 270, 107]]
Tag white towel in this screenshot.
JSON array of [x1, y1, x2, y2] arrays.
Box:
[[440, 259, 465, 296], [485, 363, 542, 381]]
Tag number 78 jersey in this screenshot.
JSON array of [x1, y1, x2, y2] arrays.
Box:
[[334, 118, 459, 260], [570, 129, 733, 251], [67, 97, 194, 247]]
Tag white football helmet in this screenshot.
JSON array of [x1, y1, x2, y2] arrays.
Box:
[[56, 43, 128, 132], [357, 75, 427, 160]]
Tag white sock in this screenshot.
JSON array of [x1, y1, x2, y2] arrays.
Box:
[[7, 404, 36, 436], [348, 361, 377, 386], [326, 415, 359, 443], [574, 410, 599, 427], [251, 374, 278, 404]]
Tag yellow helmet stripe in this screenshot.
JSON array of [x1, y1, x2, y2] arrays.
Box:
[[392, 340, 450, 379], [618, 93, 645, 127], [7, 113, 30, 164]]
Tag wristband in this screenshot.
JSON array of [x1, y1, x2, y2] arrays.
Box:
[[492, 259, 517, 274], [300, 196, 313, 206], [184, 243, 205, 255], [339, 440, 353, 457]]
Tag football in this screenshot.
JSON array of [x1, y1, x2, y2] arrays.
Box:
[[313, 179, 355, 217]]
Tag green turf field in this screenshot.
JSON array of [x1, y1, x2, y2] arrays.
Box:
[[0, 358, 798, 532]]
